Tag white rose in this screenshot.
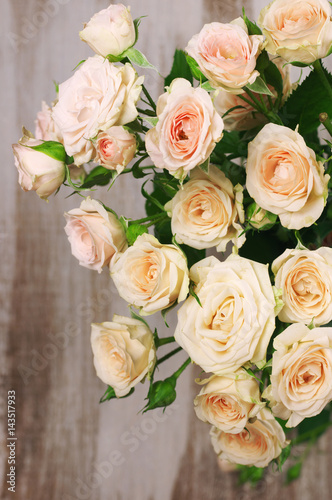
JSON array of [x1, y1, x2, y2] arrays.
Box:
[[35, 101, 63, 143], [174, 254, 276, 375], [64, 197, 127, 273], [53, 56, 143, 166], [91, 315, 156, 397], [272, 247, 332, 325], [263, 323, 332, 427], [145, 78, 223, 179], [165, 165, 245, 252], [95, 126, 136, 174], [12, 135, 65, 200], [186, 18, 263, 93], [194, 370, 264, 433], [80, 3, 136, 58], [258, 0, 332, 64], [110, 234, 189, 315], [246, 123, 329, 230], [210, 408, 288, 467]]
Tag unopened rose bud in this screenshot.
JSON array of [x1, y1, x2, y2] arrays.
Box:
[[12, 135, 65, 200], [247, 203, 277, 230], [95, 126, 136, 174], [79, 3, 136, 58], [143, 377, 177, 412]]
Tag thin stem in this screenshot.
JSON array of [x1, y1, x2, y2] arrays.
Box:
[[258, 93, 269, 114], [313, 59, 332, 102], [174, 358, 191, 379], [238, 93, 261, 113], [157, 347, 182, 366], [130, 213, 166, 224], [156, 336, 176, 348], [320, 112, 332, 137], [244, 87, 265, 112], [144, 214, 168, 228], [142, 84, 157, 112]]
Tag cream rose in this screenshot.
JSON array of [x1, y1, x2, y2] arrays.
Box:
[[110, 233, 189, 315], [263, 323, 332, 427], [174, 254, 276, 375], [258, 0, 332, 64], [35, 101, 63, 143], [53, 56, 143, 166], [80, 3, 136, 58], [145, 78, 223, 179], [214, 56, 292, 131], [12, 135, 65, 200], [64, 197, 127, 273], [91, 315, 156, 397], [246, 123, 329, 230], [210, 408, 287, 467], [95, 126, 136, 174], [194, 370, 264, 433], [165, 165, 245, 252], [273, 247, 332, 325], [186, 18, 264, 93]]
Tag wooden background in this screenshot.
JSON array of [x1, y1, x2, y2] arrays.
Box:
[[1, 1, 332, 499]]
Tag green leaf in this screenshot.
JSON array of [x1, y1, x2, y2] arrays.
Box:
[[143, 116, 159, 127], [189, 281, 202, 307], [179, 245, 205, 269], [297, 409, 331, 441], [186, 55, 207, 82], [72, 59, 86, 71], [125, 47, 159, 72], [164, 49, 193, 88], [80, 166, 114, 190], [100, 386, 135, 403], [126, 224, 149, 245], [199, 157, 210, 173], [264, 59, 283, 96], [286, 462, 302, 484], [242, 8, 263, 35], [278, 443, 292, 470], [238, 465, 264, 486], [246, 77, 275, 96], [29, 140, 66, 162], [125, 119, 144, 133], [200, 81, 215, 92], [280, 65, 332, 134]]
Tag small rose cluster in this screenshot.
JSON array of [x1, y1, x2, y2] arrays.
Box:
[[12, 0, 332, 480]]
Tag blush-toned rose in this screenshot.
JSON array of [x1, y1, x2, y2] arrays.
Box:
[[95, 126, 136, 174], [258, 0, 332, 64], [186, 18, 264, 93], [263, 323, 332, 427], [110, 233, 189, 315], [12, 134, 65, 200], [214, 56, 292, 131], [272, 247, 332, 325], [35, 101, 63, 143], [64, 197, 127, 273], [174, 254, 276, 375], [210, 408, 288, 467], [145, 78, 223, 179], [91, 315, 156, 397], [165, 165, 245, 252], [246, 123, 329, 230], [80, 4, 136, 58], [194, 370, 264, 433], [53, 56, 143, 166]]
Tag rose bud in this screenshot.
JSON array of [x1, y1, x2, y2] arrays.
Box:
[[95, 126, 136, 174], [247, 203, 277, 231], [91, 315, 156, 398], [79, 3, 136, 58], [64, 197, 127, 273], [12, 135, 65, 200]]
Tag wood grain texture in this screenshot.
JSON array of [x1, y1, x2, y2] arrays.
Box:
[[1, 1, 332, 499]]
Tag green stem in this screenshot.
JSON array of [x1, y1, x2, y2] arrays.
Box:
[[144, 214, 168, 228], [174, 358, 191, 379], [130, 213, 166, 224], [320, 112, 332, 137], [157, 347, 182, 366], [238, 93, 261, 113], [292, 421, 332, 445], [142, 85, 157, 112], [313, 60, 332, 102], [244, 87, 265, 112], [156, 336, 175, 348]]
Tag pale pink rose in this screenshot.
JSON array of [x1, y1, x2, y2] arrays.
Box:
[[64, 197, 127, 273], [53, 56, 143, 166], [12, 135, 65, 200], [35, 101, 63, 143], [214, 56, 292, 131], [263, 323, 332, 427], [246, 123, 329, 230], [165, 165, 245, 252], [91, 315, 156, 397], [186, 18, 264, 93], [210, 408, 288, 467], [110, 234, 190, 315], [95, 126, 136, 174], [259, 0, 332, 64], [145, 78, 223, 179], [80, 4, 136, 58]]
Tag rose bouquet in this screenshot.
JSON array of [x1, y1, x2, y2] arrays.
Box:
[[12, 0, 332, 485]]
